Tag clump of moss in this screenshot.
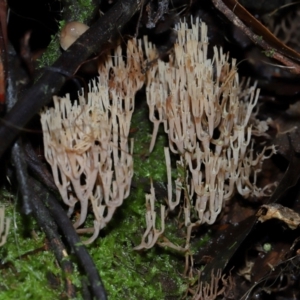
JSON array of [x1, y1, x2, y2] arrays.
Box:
[[65, 0, 96, 24], [131, 101, 168, 183], [37, 34, 62, 69], [0, 188, 64, 299]]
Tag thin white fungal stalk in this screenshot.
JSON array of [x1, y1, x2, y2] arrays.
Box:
[[134, 181, 166, 250], [0, 207, 10, 247]]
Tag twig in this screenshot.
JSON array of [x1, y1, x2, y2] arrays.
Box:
[[24, 142, 58, 193], [8, 43, 76, 298], [11, 145, 77, 297], [24, 139, 108, 299], [7, 43, 31, 215], [30, 176, 107, 300], [211, 0, 300, 73]]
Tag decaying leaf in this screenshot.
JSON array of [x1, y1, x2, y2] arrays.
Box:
[[257, 203, 300, 229]]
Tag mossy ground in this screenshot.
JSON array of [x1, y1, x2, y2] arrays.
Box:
[[0, 190, 64, 299]]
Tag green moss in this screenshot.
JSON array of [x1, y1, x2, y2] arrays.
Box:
[[262, 48, 275, 58], [131, 102, 168, 183], [37, 22, 64, 69], [0, 253, 62, 299], [37, 35, 61, 70], [0, 189, 63, 299], [190, 230, 211, 255], [88, 190, 187, 300], [66, 0, 96, 24]]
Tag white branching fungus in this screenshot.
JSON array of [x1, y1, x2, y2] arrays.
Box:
[[192, 269, 234, 300], [134, 181, 165, 250], [142, 17, 276, 243], [42, 18, 275, 249], [41, 39, 144, 244], [0, 207, 10, 247]]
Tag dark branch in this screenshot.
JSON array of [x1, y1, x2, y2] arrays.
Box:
[[8, 42, 77, 298], [30, 177, 107, 300], [12, 151, 77, 297], [212, 0, 300, 73]]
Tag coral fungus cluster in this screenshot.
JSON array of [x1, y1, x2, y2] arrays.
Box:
[[41, 18, 275, 244]]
